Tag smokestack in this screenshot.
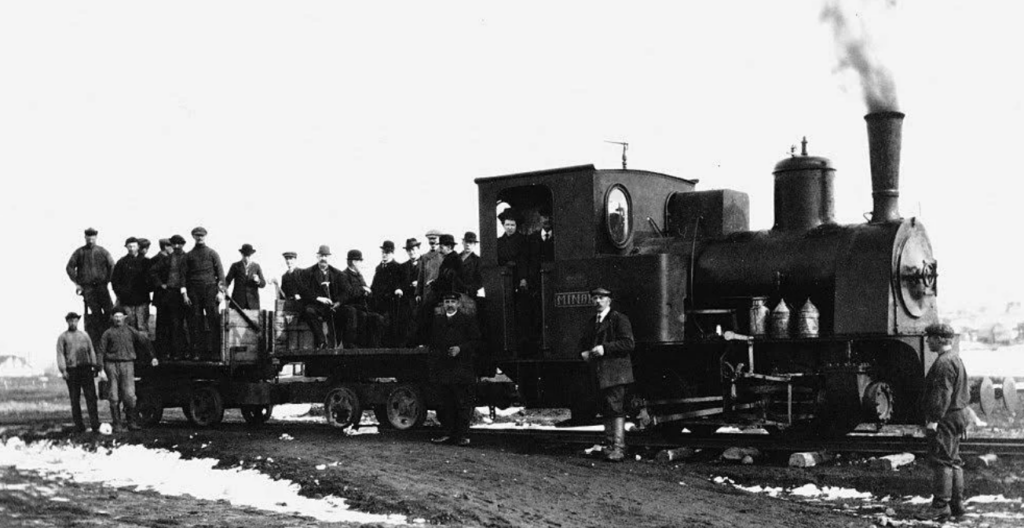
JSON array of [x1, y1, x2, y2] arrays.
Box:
[[865, 111, 904, 223]]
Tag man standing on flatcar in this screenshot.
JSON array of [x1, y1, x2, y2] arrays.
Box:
[[916, 323, 969, 522], [371, 241, 405, 346], [415, 229, 444, 306], [225, 243, 266, 310], [56, 312, 101, 434], [459, 232, 483, 300], [428, 292, 481, 447], [112, 237, 151, 335], [579, 287, 635, 462], [180, 226, 225, 361], [150, 235, 190, 359], [66, 227, 115, 348]]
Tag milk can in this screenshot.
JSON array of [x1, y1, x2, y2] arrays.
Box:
[[770, 300, 791, 338], [748, 297, 770, 337], [796, 299, 820, 338]]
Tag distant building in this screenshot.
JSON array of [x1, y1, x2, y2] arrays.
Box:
[[0, 355, 44, 378]]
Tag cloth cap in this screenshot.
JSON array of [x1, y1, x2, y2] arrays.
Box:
[[404, 238, 421, 250], [65, 312, 80, 320], [239, 243, 256, 256], [170, 234, 187, 245], [347, 249, 363, 261], [925, 323, 957, 338], [381, 240, 395, 252], [425, 229, 443, 238], [282, 251, 298, 259], [439, 234, 456, 247], [462, 231, 479, 243], [84, 227, 98, 236], [441, 291, 461, 301], [590, 287, 613, 298], [317, 245, 332, 256], [124, 237, 139, 246], [191, 226, 208, 237], [137, 238, 151, 248], [158, 238, 171, 249]]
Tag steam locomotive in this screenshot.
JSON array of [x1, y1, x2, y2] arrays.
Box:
[[135, 111, 940, 436]]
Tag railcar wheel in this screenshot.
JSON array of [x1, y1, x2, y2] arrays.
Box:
[[324, 386, 362, 429], [979, 377, 997, 417], [184, 387, 224, 427], [136, 391, 163, 426], [241, 405, 274, 425], [384, 383, 426, 430], [373, 406, 393, 429]]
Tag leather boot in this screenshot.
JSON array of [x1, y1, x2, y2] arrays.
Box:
[[605, 417, 626, 462], [603, 418, 615, 453], [916, 466, 952, 521], [125, 405, 141, 431], [950, 466, 966, 519], [110, 402, 124, 434]]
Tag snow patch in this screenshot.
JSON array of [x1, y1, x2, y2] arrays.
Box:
[[0, 437, 406, 525]]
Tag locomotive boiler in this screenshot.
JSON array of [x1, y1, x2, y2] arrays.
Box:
[[478, 111, 940, 434]]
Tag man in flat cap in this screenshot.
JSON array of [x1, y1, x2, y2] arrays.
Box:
[[56, 312, 101, 434], [416, 229, 444, 307], [339, 249, 383, 347], [180, 227, 225, 360], [66, 227, 116, 348], [112, 237, 151, 336], [428, 292, 481, 447], [225, 244, 266, 310], [149, 235, 190, 359], [371, 241, 406, 346], [98, 307, 158, 432], [273, 252, 303, 306], [579, 287, 635, 462], [298, 245, 346, 349], [459, 232, 483, 300], [147, 239, 173, 358], [916, 323, 969, 522]]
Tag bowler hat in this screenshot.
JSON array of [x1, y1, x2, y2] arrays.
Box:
[[65, 312, 80, 320], [441, 291, 461, 301], [239, 243, 256, 256], [347, 249, 363, 261], [381, 240, 395, 252], [84, 227, 98, 236], [191, 226, 208, 237], [590, 287, 613, 298], [425, 229, 443, 238], [158, 238, 171, 249], [124, 237, 139, 246], [138, 238, 151, 249], [317, 245, 332, 256], [462, 231, 478, 244], [282, 251, 298, 259], [170, 234, 187, 245], [404, 238, 421, 250], [925, 323, 957, 338], [439, 234, 456, 247]]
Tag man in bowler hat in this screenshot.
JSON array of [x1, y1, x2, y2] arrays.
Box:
[[371, 241, 406, 346], [459, 232, 483, 298], [579, 287, 635, 462], [339, 249, 384, 347], [298, 245, 346, 349], [428, 292, 481, 447], [225, 243, 267, 310]]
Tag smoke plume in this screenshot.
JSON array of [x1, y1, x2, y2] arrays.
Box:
[[820, 0, 899, 112]]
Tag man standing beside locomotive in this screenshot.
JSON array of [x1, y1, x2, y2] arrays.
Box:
[[916, 323, 969, 522], [428, 292, 481, 447], [66, 227, 116, 348], [98, 307, 158, 433], [56, 312, 101, 434], [579, 287, 635, 462], [180, 227, 225, 361]]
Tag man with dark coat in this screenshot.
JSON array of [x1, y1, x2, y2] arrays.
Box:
[[149, 235, 190, 359], [458, 232, 483, 298], [112, 237, 151, 335], [66, 227, 115, 348], [428, 292, 481, 447], [339, 250, 383, 347], [578, 287, 635, 462], [276, 252, 303, 305], [415, 229, 444, 305], [399, 238, 422, 345], [180, 227, 225, 360], [298, 245, 347, 349], [916, 323, 970, 522], [225, 243, 267, 310], [528, 211, 555, 264], [56, 312, 101, 434], [371, 241, 406, 346]]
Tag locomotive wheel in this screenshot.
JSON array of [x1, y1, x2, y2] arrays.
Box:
[[241, 405, 274, 426], [1003, 377, 1019, 416], [979, 377, 997, 417], [384, 383, 426, 430], [184, 387, 224, 427], [862, 381, 894, 423], [324, 386, 362, 429], [136, 391, 164, 427], [373, 406, 394, 429]]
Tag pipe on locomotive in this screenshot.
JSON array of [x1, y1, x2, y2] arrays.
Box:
[[865, 111, 905, 223]]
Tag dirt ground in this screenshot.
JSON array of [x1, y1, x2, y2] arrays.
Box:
[[4, 378, 1024, 527]]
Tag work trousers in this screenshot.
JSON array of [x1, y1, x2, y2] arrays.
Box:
[[65, 366, 100, 431], [929, 408, 968, 468], [438, 383, 475, 439], [103, 360, 137, 408], [123, 303, 151, 337], [155, 293, 190, 359], [82, 284, 113, 347], [187, 283, 221, 359], [600, 384, 628, 418]]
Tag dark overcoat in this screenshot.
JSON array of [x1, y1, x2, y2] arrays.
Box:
[[225, 260, 266, 309], [400, 258, 421, 298], [339, 267, 371, 307], [280, 268, 303, 299], [428, 312, 481, 385], [112, 254, 150, 306], [496, 232, 532, 283], [299, 264, 346, 305], [578, 310, 636, 389], [371, 261, 405, 302], [433, 252, 464, 295], [458, 252, 483, 295]]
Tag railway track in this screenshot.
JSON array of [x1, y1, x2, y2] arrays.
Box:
[[460, 426, 1024, 456]]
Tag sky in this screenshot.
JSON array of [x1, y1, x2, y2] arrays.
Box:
[[2, 1, 1022, 368]]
